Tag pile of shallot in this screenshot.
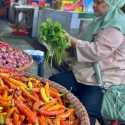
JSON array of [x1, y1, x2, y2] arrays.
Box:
[[0, 41, 30, 69]]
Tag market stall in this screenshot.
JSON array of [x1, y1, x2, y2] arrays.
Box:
[[0, 0, 105, 124]]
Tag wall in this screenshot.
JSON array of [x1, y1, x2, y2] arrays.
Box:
[[34, 8, 92, 39]]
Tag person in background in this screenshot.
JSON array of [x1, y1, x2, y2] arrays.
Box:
[[5, 0, 11, 19], [46, 0, 52, 6], [49, 0, 125, 124]]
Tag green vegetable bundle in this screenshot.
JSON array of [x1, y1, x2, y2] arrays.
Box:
[[39, 18, 70, 65]]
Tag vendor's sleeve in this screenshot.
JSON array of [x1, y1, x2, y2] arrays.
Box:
[[76, 27, 124, 62]]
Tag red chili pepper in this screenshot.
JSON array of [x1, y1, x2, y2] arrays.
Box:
[[60, 120, 65, 125], [15, 99, 37, 124], [19, 115, 25, 124], [32, 91, 40, 100]]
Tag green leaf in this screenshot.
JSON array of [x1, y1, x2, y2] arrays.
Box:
[[38, 18, 70, 65]]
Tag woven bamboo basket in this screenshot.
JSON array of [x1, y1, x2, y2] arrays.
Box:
[[16, 55, 33, 72], [38, 77, 90, 125]]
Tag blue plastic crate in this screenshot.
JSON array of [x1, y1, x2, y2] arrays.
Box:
[[24, 50, 45, 76]]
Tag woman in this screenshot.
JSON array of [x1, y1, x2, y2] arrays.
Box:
[[49, 0, 125, 124]]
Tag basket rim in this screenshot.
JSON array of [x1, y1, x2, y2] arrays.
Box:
[[16, 55, 33, 71]]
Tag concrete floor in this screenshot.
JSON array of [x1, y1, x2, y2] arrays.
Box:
[[0, 19, 58, 78]]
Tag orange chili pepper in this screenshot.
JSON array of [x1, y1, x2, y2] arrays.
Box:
[[0, 86, 4, 90], [33, 101, 44, 111], [0, 78, 4, 87], [15, 99, 37, 124], [49, 89, 60, 98], [47, 104, 64, 111], [13, 113, 19, 125], [4, 79, 17, 89], [40, 101, 57, 111], [58, 109, 74, 120], [14, 76, 28, 82], [74, 119, 80, 125], [32, 88, 40, 93], [3, 90, 8, 98], [18, 96, 25, 102], [8, 78, 27, 89], [50, 87, 59, 93], [40, 108, 65, 116], [57, 97, 63, 105], [0, 112, 7, 116], [5, 79, 36, 102], [0, 98, 10, 107], [46, 118, 54, 125], [54, 117, 60, 125], [49, 89, 63, 104], [21, 87, 39, 102], [39, 115, 46, 125], [6, 118, 14, 125], [0, 67, 15, 73], [7, 107, 16, 118], [0, 73, 10, 78]]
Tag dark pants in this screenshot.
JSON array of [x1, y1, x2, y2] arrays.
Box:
[[49, 71, 104, 125]]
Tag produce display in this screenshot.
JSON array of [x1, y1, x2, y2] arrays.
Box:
[[0, 41, 31, 70], [0, 68, 80, 125], [39, 18, 70, 65], [61, 0, 84, 12]]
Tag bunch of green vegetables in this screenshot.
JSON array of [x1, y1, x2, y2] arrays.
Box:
[[39, 18, 70, 65]]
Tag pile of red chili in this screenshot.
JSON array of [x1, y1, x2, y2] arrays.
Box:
[[0, 68, 80, 125]]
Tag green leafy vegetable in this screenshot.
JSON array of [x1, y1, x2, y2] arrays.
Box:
[[39, 18, 70, 65]]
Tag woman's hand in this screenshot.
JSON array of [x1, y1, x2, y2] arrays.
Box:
[[65, 32, 78, 48]]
